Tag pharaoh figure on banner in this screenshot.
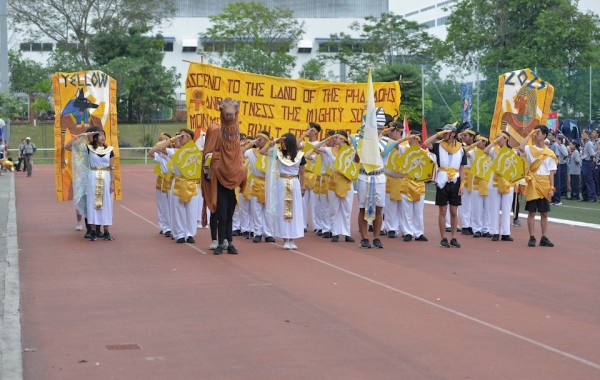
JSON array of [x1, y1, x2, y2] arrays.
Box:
[[490, 68, 554, 149], [52, 71, 121, 205]]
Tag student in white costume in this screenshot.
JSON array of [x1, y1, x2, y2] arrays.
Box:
[[470, 135, 491, 238], [148, 133, 173, 238], [299, 122, 321, 233]]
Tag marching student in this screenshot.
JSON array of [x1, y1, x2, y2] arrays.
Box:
[[300, 122, 321, 232], [147, 133, 173, 238], [423, 124, 467, 248], [484, 130, 515, 241], [381, 123, 405, 239], [518, 125, 557, 247], [458, 128, 477, 236]]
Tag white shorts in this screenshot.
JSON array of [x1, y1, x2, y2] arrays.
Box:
[[357, 180, 386, 209]]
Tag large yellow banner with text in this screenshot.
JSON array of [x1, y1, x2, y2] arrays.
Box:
[[186, 63, 400, 139]]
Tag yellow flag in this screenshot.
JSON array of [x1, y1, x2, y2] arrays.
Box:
[[493, 146, 526, 182], [334, 144, 359, 181], [171, 140, 203, 180], [399, 145, 434, 181], [472, 149, 493, 182]]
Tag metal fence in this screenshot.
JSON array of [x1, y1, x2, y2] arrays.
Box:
[[6, 147, 155, 164]]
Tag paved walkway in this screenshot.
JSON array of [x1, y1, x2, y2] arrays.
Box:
[[0, 171, 23, 380]]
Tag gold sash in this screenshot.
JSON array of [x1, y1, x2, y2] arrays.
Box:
[[173, 176, 199, 204], [493, 173, 512, 194], [405, 177, 425, 202], [243, 173, 255, 200], [473, 177, 489, 196], [315, 174, 330, 196], [305, 171, 317, 190], [162, 173, 173, 194], [385, 175, 404, 201], [331, 171, 351, 198], [526, 173, 551, 201], [155, 176, 162, 191], [93, 169, 106, 209], [251, 175, 266, 204], [439, 166, 459, 182], [464, 168, 473, 192], [280, 174, 296, 220]]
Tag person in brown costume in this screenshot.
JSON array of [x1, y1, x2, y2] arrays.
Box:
[[202, 98, 247, 255]]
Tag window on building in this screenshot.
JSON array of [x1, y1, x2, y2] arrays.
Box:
[[317, 38, 367, 53], [182, 39, 198, 52], [163, 37, 175, 52], [437, 16, 448, 26], [421, 5, 435, 12], [421, 20, 435, 29]]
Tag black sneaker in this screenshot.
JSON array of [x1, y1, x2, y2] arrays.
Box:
[[232, 229, 241, 236], [491, 234, 499, 241], [482, 232, 492, 238], [501, 235, 513, 241], [227, 245, 239, 254], [528, 236, 537, 247], [360, 239, 372, 249], [450, 238, 461, 248], [372, 238, 383, 248], [368, 225, 374, 232], [445, 227, 451, 232], [316, 230, 323, 236], [89, 231, 97, 241], [388, 231, 397, 238], [84, 230, 91, 239], [473, 231, 482, 238], [164, 231, 172, 238], [440, 238, 450, 248], [539, 236, 554, 247], [331, 235, 339, 243], [322, 231, 332, 238], [461, 228, 471, 235], [242, 231, 250, 239], [265, 236, 276, 243], [253, 235, 262, 243], [403, 234, 413, 242], [176, 237, 185, 243], [415, 235, 428, 242], [186, 236, 195, 243], [214, 245, 223, 255], [103, 232, 114, 241], [345, 236, 355, 243], [379, 230, 387, 236]]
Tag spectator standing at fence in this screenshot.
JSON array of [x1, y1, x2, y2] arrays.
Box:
[[547, 131, 562, 205], [556, 135, 569, 198], [22, 137, 37, 177], [592, 128, 600, 198], [568, 140, 582, 200], [580, 129, 597, 202]]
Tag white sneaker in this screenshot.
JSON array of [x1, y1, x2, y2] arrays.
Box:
[[75, 222, 83, 231], [209, 240, 218, 250], [282, 241, 291, 250], [289, 241, 297, 250], [222, 239, 229, 249]]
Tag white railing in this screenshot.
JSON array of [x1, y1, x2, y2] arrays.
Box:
[[6, 147, 154, 164]]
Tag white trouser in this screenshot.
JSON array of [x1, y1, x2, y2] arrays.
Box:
[[314, 191, 329, 232], [238, 195, 251, 232], [156, 189, 170, 232], [250, 196, 272, 237], [460, 190, 472, 229], [401, 194, 425, 237], [488, 187, 514, 235], [383, 193, 402, 234], [303, 188, 316, 229], [471, 190, 489, 233], [232, 205, 241, 230], [171, 192, 199, 240], [329, 189, 353, 236]]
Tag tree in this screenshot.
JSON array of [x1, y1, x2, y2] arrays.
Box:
[[0, 92, 23, 120], [372, 63, 424, 126], [8, 51, 52, 122], [203, 2, 304, 77], [443, 0, 600, 120], [320, 12, 440, 82], [9, 0, 176, 65]]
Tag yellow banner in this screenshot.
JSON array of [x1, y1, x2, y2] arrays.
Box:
[[493, 146, 526, 183], [398, 144, 434, 181], [334, 144, 359, 181], [186, 62, 400, 139], [171, 140, 203, 180], [490, 68, 554, 148], [472, 149, 494, 182], [52, 70, 121, 201]]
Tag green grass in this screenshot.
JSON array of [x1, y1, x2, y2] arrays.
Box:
[[424, 184, 600, 225]]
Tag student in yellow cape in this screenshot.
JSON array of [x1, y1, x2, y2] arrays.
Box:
[[484, 130, 515, 242], [518, 125, 557, 248], [469, 135, 492, 238], [313, 130, 336, 239], [147, 133, 174, 238], [299, 122, 321, 233], [243, 130, 276, 244], [236, 133, 254, 240], [380, 121, 405, 239], [313, 131, 355, 244], [151, 129, 201, 244], [395, 130, 430, 243], [423, 124, 467, 248], [262, 133, 307, 250], [457, 127, 478, 237]]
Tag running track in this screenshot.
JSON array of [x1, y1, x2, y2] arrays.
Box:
[[16, 165, 600, 379]]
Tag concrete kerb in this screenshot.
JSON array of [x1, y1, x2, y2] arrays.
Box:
[[0, 173, 23, 380]]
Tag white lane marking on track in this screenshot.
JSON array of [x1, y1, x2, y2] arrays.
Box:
[[120, 205, 208, 255], [286, 245, 600, 371]]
